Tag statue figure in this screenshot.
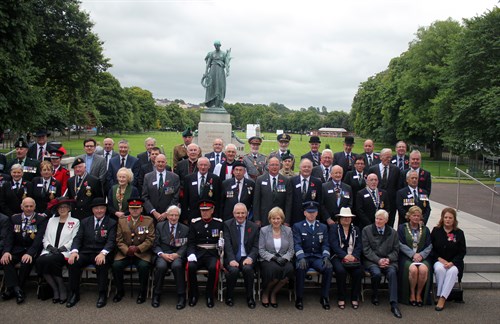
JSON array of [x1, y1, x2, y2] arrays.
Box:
[[201, 40, 231, 109]]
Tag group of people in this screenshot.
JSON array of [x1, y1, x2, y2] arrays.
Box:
[[0, 130, 466, 317]]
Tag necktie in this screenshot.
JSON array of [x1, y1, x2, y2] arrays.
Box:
[[236, 180, 241, 201], [398, 157, 403, 170], [159, 172, 164, 189], [302, 178, 307, 199], [358, 173, 362, 185], [413, 189, 418, 203], [216, 154, 220, 165], [272, 177, 277, 193], [347, 154, 352, 167], [15, 182, 20, 190], [310, 224, 314, 231], [368, 155, 372, 166], [335, 183, 340, 198], [325, 168, 329, 181], [23, 217, 29, 231], [199, 175, 205, 195], [38, 146, 44, 161], [105, 152, 110, 165], [77, 177, 82, 188], [313, 154, 318, 164], [170, 225, 175, 245], [379, 229, 383, 235], [95, 220, 100, 232], [382, 166, 388, 185], [44, 180, 48, 193], [120, 157, 125, 168], [236, 224, 242, 260]]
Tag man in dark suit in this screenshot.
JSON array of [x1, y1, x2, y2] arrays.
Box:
[[136, 137, 156, 167], [152, 205, 189, 309], [0, 164, 34, 216], [253, 157, 292, 227], [334, 136, 357, 179], [213, 143, 238, 181], [289, 159, 322, 225], [399, 150, 432, 195], [223, 203, 259, 308], [66, 198, 117, 308], [392, 140, 410, 171], [183, 157, 221, 223], [66, 158, 104, 220], [137, 147, 172, 193], [368, 148, 400, 227], [7, 138, 40, 182], [96, 137, 118, 170], [301, 136, 322, 167], [27, 130, 56, 161], [0, 212, 11, 256], [32, 167, 62, 214], [356, 173, 389, 229], [142, 154, 180, 223], [107, 139, 140, 187], [205, 138, 226, 173], [221, 161, 255, 221], [396, 170, 431, 225], [76, 138, 107, 185], [321, 165, 352, 225], [311, 149, 334, 183], [0, 197, 47, 304], [360, 139, 380, 172], [343, 156, 367, 213]]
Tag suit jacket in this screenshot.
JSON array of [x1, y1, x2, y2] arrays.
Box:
[[153, 221, 189, 257], [391, 155, 410, 171], [4, 212, 47, 257], [142, 170, 180, 216], [77, 154, 107, 184], [115, 215, 155, 262], [107, 154, 140, 187], [368, 163, 400, 212], [7, 157, 40, 182], [0, 153, 7, 173], [301, 151, 321, 167], [41, 215, 80, 258], [182, 172, 221, 222], [356, 188, 389, 229], [136, 151, 150, 167], [136, 162, 172, 194], [174, 159, 198, 192], [399, 168, 432, 196], [360, 152, 381, 172], [321, 181, 353, 223], [221, 178, 255, 221], [311, 164, 331, 183], [31, 176, 62, 214], [333, 151, 357, 179], [0, 212, 12, 253], [253, 173, 292, 226], [290, 175, 323, 225], [396, 187, 431, 224], [71, 215, 116, 254], [66, 174, 103, 220], [0, 180, 34, 216], [343, 170, 367, 204], [96, 150, 118, 159], [362, 224, 399, 268], [258, 225, 294, 262], [223, 218, 259, 265], [205, 151, 226, 173], [27, 142, 57, 160]]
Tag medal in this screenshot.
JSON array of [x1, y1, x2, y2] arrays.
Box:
[[311, 190, 316, 200], [86, 186, 92, 197], [208, 190, 213, 197], [30, 232, 35, 240], [423, 201, 427, 207]]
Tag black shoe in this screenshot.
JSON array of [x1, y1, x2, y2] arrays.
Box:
[[113, 292, 123, 303], [96, 294, 107, 308], [225, 297, 234, 307], [188, 296, 198, 307], [59, 298, 67, 305], [261, 301, 270, 308], [435, 306, 444, 311], [206, 297, 214, 308], [176, 295, 186, 310], [417, 301, 423, 307], [15, 290, 25, 304], [270, 302, 278, 308], [136, 292, 146, 304], [247, 297, 256, 309], [1, 289, 15, 301], [52, 298, 60, 304], [391, 305, 402, 318], [66, 294, 80, 308], [151, 294, 161, 308], [371, 295, 380, 306], [295, 298, 304, 310], [320, 297, 330, 310]]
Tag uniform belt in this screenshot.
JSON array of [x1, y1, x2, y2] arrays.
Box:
[[197, 244, 217, 249]]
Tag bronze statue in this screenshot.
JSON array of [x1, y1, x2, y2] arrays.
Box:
[[201, 40, 231, 110]]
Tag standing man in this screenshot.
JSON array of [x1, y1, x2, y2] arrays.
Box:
[[205, 138, 226, 173], [96, 138, 118, 170], [223, 203, 259, 308], [175, 143, 201, 191], [186, 200, 224, 308], [253, 157, 292, 227], [321, 165, 352, 225], [107, 139, 140, 187], [242, 136, 266, 180], [399, 150, 432, 195], [311, 149, 334, 183], [360, 139, 380, 172], [293, 201, 333, 310], [0, 197, 47, 304], [362, 209, 402, 318], [301, 136, 322, 167], [396, 170, 431, 225], [66, 198, 117, 308], [112, 198, 155, 304], [152, 205, 189, 309], [50, 149, 70, 195], [137, 137, 157, 167], [268, 133, 295, 170], [279, 150, 296, 178], [392, 141, 410, 171], [66, 158, 103, 220], [333, 136, 357, 178], [142, 154, 180, 223], [7, 138, 40, 182], [77, 138, 107, 185], [343, 156, 367, 212], [213, 143, 239, 181], [173, 128, 202, 169], [289, 159, 322, 225], [0, 164, 34, 216], [221, 161, 255, 221], [27, 130, 56, 161], [356, 173, 389, 229], [137, 146, 170, 193]]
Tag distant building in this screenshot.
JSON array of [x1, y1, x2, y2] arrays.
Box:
[[315, 127, 347, 137]]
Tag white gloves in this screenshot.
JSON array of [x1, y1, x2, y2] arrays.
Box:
[[187, 254, 197, 262]]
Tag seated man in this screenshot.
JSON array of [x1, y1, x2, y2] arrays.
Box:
[[362, 209, 402, 318], [112, 198, 155, 304], [1, 197, 47, 304], [152, 205, 189, 309], [223, 203, 259, 308], [186, 199, 224, 308], [293, 201, 333, 310], [66, 198, 117, 308]]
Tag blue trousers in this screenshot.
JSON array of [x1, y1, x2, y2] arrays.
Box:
[[295, 257, 333, 299]]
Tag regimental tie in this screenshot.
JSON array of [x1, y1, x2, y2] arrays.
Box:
[[302, 178, 307, 199], [199, 175, 205, 195], [413, 189, 418, 203], [38, 146, 44, 162], [105, 152, 110, 167], [398, 157, 403, 170], [158, 172, 164, 190], [335, 183, 341, 199], [44, 180, 48, 193], [379, 229, 383, 235], [371, 189, 379, 208], [76, 177, 82, 188], [120, 157, 125, 168], [310, 224, 314, 231], [358, 173, 363, 186], [272, 177, 277, 193], [236, 224, 242, 260], [347, 154, 352, 167], [368, 155, 372, 166], [15, 182, 20, 190], [324, 168, 329, 181], [170, 225, 175, 245], [95, 220, 100, 232], [236, 180, 241, 201], [382, 166, 388, 186], [215, 154, 220, 165]]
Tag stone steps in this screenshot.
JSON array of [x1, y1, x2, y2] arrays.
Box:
[[464, 255, 500, 273]]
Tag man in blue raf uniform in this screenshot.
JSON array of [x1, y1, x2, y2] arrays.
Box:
[[186, 199, 224, 308], [293, 201, 333, 310]]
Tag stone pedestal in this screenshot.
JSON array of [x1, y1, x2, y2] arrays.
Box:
[[196, 110, 245, 155]]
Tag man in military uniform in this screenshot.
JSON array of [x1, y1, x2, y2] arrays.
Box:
[[279, 150, 296, 178], [333, 136, 357, 179], [392, 140, 410, 171], [0, 164, 34, 216], [396, 170, 431, 225], [293, 201, 333, 310], [173, 128, 202, 169], [268, 133, 295, 170], [50, 149, 70, 194], [112, 198, 155, 304], [242, 136, 266, 180], [152, 205, 189, 309], [66, 158, 103, 220], [67, 198, 117, 308], [321, 165, 353, 225], [301, 136, 322, 167], [7, 137, 40, 182], [1, 197, 47, 304], [186, 199, 224, 308]]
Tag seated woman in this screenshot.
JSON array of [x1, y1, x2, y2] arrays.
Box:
[[32, 161, 61, 214], [36, 197, 80, 303], [329, 207, 362, 309], [431, 207, 466, 311], [258, 207, 294, 308], [398, 206, 432, 306], [107, 167, 139, 219]]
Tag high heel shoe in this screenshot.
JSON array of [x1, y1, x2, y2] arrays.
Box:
[[261, 301, 270, 308], [52, 298, 60, 304], [337, 301, 345, 310], [351, 301, 359, 309], [270, 302, 278, 308]]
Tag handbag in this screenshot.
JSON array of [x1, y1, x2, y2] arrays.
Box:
[[37, 282, 54, 300], [341, 258, 360, 268]]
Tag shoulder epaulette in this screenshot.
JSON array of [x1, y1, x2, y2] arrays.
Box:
[[191, 217, 201, 223], [213, 217, 223, 222]]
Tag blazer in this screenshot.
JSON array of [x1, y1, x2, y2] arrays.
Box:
[[368, 163, 400, 211], [41, 215, 80, 258], [311, 164, 331, 183], [142, 170, 180, 216], [4, 212, 47, 257], [66, 174, 103, 220], [107, 154, 140, 187], [431, 226, 466, 276], [301, 151, 322, 167], [343, 170, 367, 205], [329, 223, 362, 260], [205, 151, 226, 173], [360, 152, 381, 172], [31, 176, 62, 214], [115, 215, 155, 262], [333, 151, 357, 179], [290, 175, 323, 225], [71, 215, 116, 254], [153, 221, 189, 257], [107, 184, 140, 218], [136, 151, 150, 167], [182, 172, 221, 222], [7, 157, 40, 182], [27, 142, 57, 160], [221, 177, 255, 221], [223, 218, 259, 264], [391, 155, 410, 171], [0, 180, 34, 216], [77, 153, 107, 184], [174, 159, 198, 191], [258, 225, 294, 262], [399, 168, 432, 196], [355, 188, 389, 229], [253, 173, 292, 226], [136, 162, 172, 194], [321, 181, 352, 223], [0, 212, 12, 253], [362, 224, 399, 269], [396, 186, 431, 224]]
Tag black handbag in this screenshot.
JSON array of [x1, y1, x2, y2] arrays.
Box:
[[37, 282, 54, 300], [447, 284, 464, 303]]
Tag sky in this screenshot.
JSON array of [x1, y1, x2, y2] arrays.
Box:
[[80, 0, 497, 111]]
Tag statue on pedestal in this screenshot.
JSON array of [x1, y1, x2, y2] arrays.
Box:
[[201, 40, 231, 112]]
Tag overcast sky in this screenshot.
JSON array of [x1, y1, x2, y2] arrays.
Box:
[[80, 0, 497, 111]]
